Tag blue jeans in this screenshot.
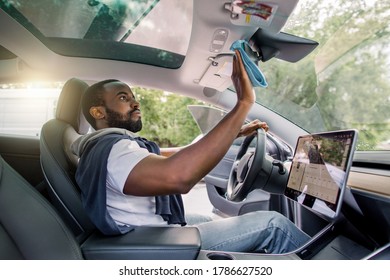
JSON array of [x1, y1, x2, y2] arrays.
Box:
[[186, 211, 310, 254]]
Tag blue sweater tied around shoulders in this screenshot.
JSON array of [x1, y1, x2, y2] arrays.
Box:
[[75, 132, 186, 235]]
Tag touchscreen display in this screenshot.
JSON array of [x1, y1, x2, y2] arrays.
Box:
[[284, 130, 358, 219]]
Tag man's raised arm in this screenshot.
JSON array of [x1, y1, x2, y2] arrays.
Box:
[[124, 50, 257, 196]]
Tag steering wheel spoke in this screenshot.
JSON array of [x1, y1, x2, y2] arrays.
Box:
[[226, 129, 267, 201]]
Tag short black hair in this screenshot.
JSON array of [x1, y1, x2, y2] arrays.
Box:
[[81, 79, 119, 129]]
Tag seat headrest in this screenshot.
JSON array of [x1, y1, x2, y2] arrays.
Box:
[[56, 78, 90, 135]]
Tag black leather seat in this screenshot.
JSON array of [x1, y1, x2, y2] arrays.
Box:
[[0, 155, 201, 260], [0, 155, 83, 259], [40, 78, 95, 241]]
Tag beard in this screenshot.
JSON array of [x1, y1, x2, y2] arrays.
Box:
[[105, 107, 142, 133]]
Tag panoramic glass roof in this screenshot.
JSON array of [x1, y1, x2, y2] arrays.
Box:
[[0, 0, 193, 68]]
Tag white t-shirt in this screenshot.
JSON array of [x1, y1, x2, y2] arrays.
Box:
[[106, 139, 167, 226]]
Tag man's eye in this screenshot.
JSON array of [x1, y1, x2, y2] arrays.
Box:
[[119, 96, 128, 101]]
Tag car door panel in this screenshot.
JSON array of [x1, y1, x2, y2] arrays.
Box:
[[205, 144, 238, 189]]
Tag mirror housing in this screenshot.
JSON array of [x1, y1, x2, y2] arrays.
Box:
[[249, 29, 319, 62]]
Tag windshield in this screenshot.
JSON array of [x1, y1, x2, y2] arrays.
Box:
[[256, 0, 390, 151]]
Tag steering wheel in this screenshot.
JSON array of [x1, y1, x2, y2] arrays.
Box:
[[226, 129, 267, 201]]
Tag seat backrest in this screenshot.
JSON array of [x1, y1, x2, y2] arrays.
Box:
[[40, 78, 95, 241], [0, 156, 83, 260]]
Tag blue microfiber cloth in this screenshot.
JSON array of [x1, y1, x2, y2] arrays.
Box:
[[230, 40, 268, 88]]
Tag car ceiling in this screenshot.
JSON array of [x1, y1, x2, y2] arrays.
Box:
[[0, 0, 311, 146], [0, 1, 257, 101]]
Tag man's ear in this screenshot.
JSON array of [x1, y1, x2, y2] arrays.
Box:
[[89, 106, 105, 120]]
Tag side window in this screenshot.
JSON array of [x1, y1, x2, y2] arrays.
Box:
[[134, 87, 204, 148], [0, 83, 62, 137]]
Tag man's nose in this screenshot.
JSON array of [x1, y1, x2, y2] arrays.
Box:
[[131, 100, 140, 109]]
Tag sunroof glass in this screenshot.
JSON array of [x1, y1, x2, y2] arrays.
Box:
[[0, 0, 192, 68]]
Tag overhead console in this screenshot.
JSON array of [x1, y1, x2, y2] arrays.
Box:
[[198, 0, 318, 92]]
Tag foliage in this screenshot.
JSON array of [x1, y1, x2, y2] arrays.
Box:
[[134, 87, 203, 147]]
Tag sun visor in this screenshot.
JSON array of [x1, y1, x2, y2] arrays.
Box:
[[198, 54, 233, 92], [224, 0, 299, 33]]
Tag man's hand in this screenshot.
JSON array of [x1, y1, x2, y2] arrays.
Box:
[[237, 119, 269, 138], [231, 50, 255, 106]]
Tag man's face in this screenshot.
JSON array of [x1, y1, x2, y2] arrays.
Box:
[[101, 82, 142, 132]]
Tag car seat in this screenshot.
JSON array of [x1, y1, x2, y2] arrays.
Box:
[[0, 155, 201, 260], [40, 78, 95, 241], [0, 155, 83, 259]]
